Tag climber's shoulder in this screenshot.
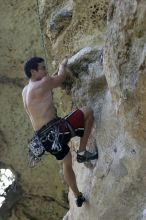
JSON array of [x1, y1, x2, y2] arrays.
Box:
[[22, 85, 28, 97]]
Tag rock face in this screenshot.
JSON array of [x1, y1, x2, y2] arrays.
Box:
[[0, 0, 146, 220]]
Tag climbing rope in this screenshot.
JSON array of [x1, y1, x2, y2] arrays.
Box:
[[36, 0, 48, 70]]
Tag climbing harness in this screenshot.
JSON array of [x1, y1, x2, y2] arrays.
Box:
[[28, 117, 76, 167], [28, 133, 45, 167], [36, 0, 48, 70]]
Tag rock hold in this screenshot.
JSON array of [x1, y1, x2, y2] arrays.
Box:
[[68, 46, 103, 76]]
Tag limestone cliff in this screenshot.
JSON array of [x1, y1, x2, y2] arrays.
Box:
[[0, 0, 146, 220]]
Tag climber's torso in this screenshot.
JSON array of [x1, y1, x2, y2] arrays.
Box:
[[22, 80, 56, 131]]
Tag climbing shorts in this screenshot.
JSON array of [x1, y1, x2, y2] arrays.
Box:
[[37, 109, 85, 160]]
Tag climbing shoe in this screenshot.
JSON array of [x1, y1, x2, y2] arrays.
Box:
[[75, 193, 86, 207], [77, 150, 98, 163]]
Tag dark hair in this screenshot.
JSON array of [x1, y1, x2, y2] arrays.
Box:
[[24, 57, 44, 78]]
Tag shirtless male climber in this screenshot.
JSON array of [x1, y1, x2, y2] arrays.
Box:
[[22, 56, 98, 207]]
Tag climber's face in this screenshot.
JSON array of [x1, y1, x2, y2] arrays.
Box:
[[31, 61, 48, 80], [37, 62, 48, 78]]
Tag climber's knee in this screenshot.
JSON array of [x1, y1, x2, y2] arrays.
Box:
[[80, 106, 94, 122]]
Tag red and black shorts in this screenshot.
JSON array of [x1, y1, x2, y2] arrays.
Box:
[[37, 109, 85, 160]]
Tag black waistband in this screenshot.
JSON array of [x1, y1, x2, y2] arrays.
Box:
[[36, 117, 61, 135]]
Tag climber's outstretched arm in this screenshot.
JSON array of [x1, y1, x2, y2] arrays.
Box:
[[35, 58, 68, 92], [49, 58, 68, 87]]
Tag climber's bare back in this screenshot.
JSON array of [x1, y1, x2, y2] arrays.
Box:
[[22, 79, 56, 131]]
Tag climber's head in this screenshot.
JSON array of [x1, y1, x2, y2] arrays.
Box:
[[24, 57, 46, 79]]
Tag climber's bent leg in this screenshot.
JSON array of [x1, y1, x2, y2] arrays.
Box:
[[77, 107, 98, 163], [64, 107, 98, 163], [79, 106, 94, 152]]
